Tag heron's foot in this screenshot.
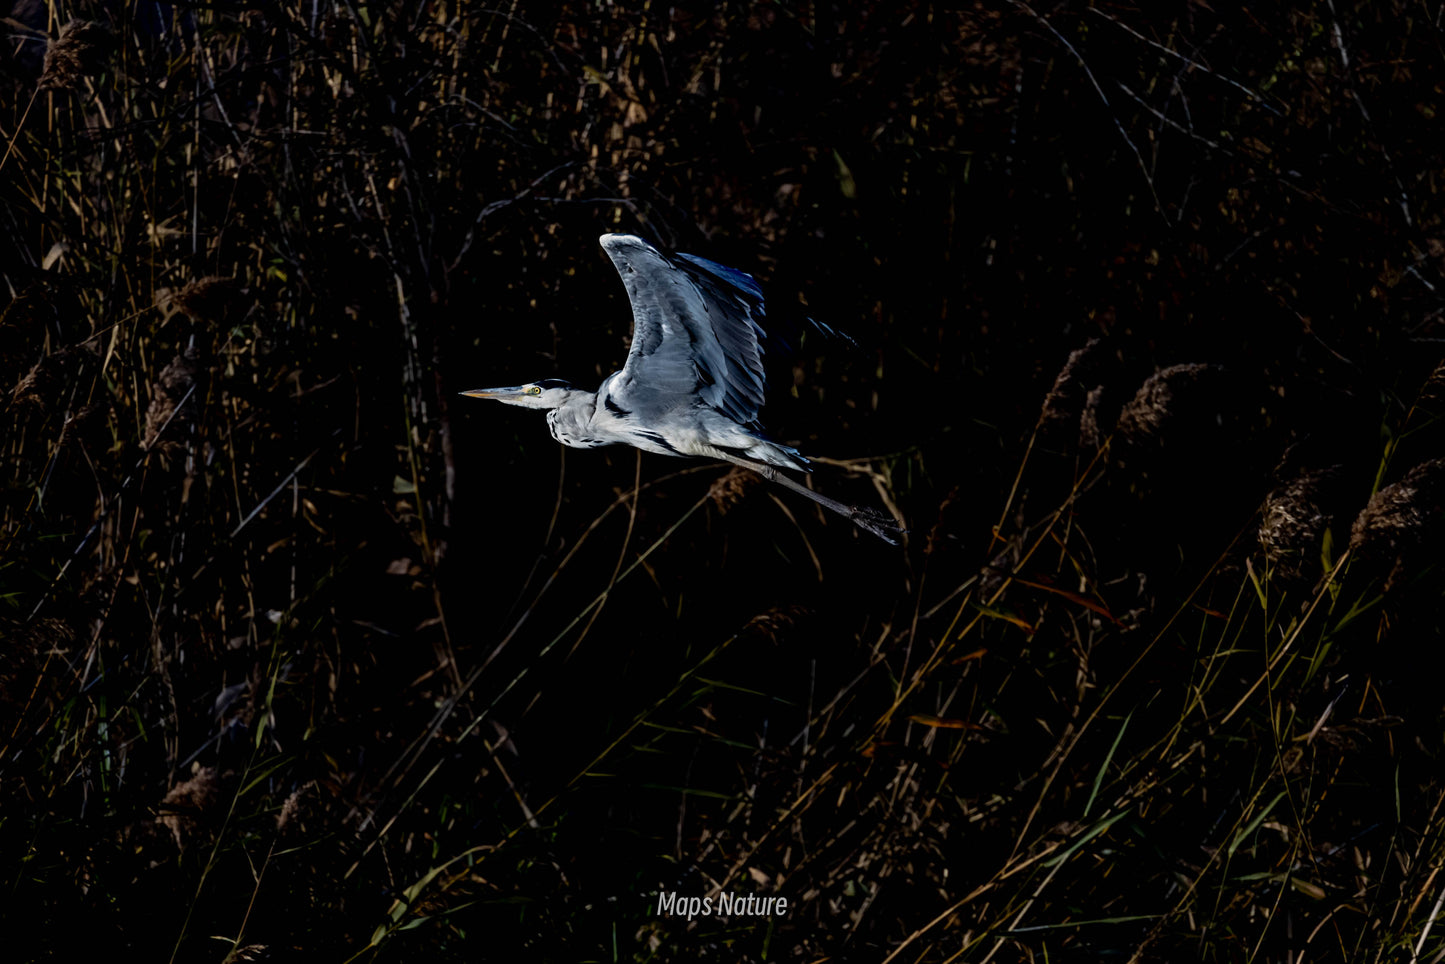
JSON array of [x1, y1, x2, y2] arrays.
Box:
[[849, 506, 906, 545]]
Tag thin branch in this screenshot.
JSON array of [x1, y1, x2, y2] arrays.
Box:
[[1087, 7, 1284, 116], [1014, 2, 1169, 226], [1114, 79, 1230, 153]]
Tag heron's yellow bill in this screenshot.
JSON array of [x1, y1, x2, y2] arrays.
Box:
[[460, 386, 529, 398]]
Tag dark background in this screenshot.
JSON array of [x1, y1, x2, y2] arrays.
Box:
[[3, 2, 1444, 961]]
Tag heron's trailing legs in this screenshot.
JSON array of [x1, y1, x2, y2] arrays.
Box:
[[702, 447, 905, 545]]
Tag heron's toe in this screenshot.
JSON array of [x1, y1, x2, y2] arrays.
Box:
[[849, 506, 906, 545]]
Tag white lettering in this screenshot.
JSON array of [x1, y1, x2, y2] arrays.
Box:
[[710, 892, 789, 916], [659, 891, 792, 918], [656, 892, 717, 919]]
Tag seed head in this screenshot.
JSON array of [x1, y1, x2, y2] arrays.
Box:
[[709, 466, 759, 514], [1116, 363, 1220, 445], [1349, 458, 1445, 564], [142, 348, 202, 451], [1260, 463, 1343, 582], [1039, 338, 1105, 431], [169, 276, 243, 325], [39, 20, 112, 92]]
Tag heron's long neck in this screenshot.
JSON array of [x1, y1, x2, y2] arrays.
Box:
[[546, 390, 609, 449]]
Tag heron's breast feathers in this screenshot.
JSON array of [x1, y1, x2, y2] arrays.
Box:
[[545, 396, 612, 449]]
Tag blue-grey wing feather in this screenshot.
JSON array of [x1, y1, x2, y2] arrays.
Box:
[[675, 252, 764, 301], [599, 234, 769, 428]]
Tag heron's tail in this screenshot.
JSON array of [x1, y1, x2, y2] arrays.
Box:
[[745, 436, 812, 473]]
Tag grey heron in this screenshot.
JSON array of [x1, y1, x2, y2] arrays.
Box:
[[462, 234, 903, 544]]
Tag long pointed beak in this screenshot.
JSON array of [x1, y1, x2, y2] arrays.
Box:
[[460, 386, 528, 399]]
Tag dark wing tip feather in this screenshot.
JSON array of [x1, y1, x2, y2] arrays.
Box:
[[675, 252, 765, 303], [803, 315, 860, 349]]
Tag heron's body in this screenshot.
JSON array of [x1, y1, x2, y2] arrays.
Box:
[[464, 234, 900, 543], [544, 372, 808, 469]]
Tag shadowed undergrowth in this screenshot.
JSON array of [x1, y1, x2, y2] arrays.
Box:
[[3, 2, 1444, 961]]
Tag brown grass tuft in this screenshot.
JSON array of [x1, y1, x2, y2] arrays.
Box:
[[39, 20, 112, 92], [59, 401, 108, 448], [708, 465, 760, 514], [1348, 458, 1445, 577], [1115, 362, 1219, 444], [158, 764, 221, 850], [10, 347, 82, 408], [169, 276, 243, 325], [11, 356, 54, 407], [142, 348, 201, 451], [276, 781, 321, 836], [1260, 463, 1343, 582], [1039, 338, 1108, 446], [744, 604, 809, 641]]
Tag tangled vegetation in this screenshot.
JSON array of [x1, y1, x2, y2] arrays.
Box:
[[3, 2, 1443, 961]]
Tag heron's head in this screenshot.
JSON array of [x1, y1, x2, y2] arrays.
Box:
[[460, 378, 576, 410]]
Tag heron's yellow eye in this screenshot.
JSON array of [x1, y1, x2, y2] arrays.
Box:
[[528, 386, 542, 395]]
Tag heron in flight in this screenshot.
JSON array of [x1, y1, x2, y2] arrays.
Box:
[[463, 234, 902, 544]]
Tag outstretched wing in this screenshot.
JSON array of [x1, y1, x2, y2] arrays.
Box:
[[599, 234, 769, 428]]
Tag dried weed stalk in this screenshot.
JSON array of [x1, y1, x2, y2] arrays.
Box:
[[0, 281, 59, 337], [1419, 359, 1445, 411], [745, 604, 809, 641]]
